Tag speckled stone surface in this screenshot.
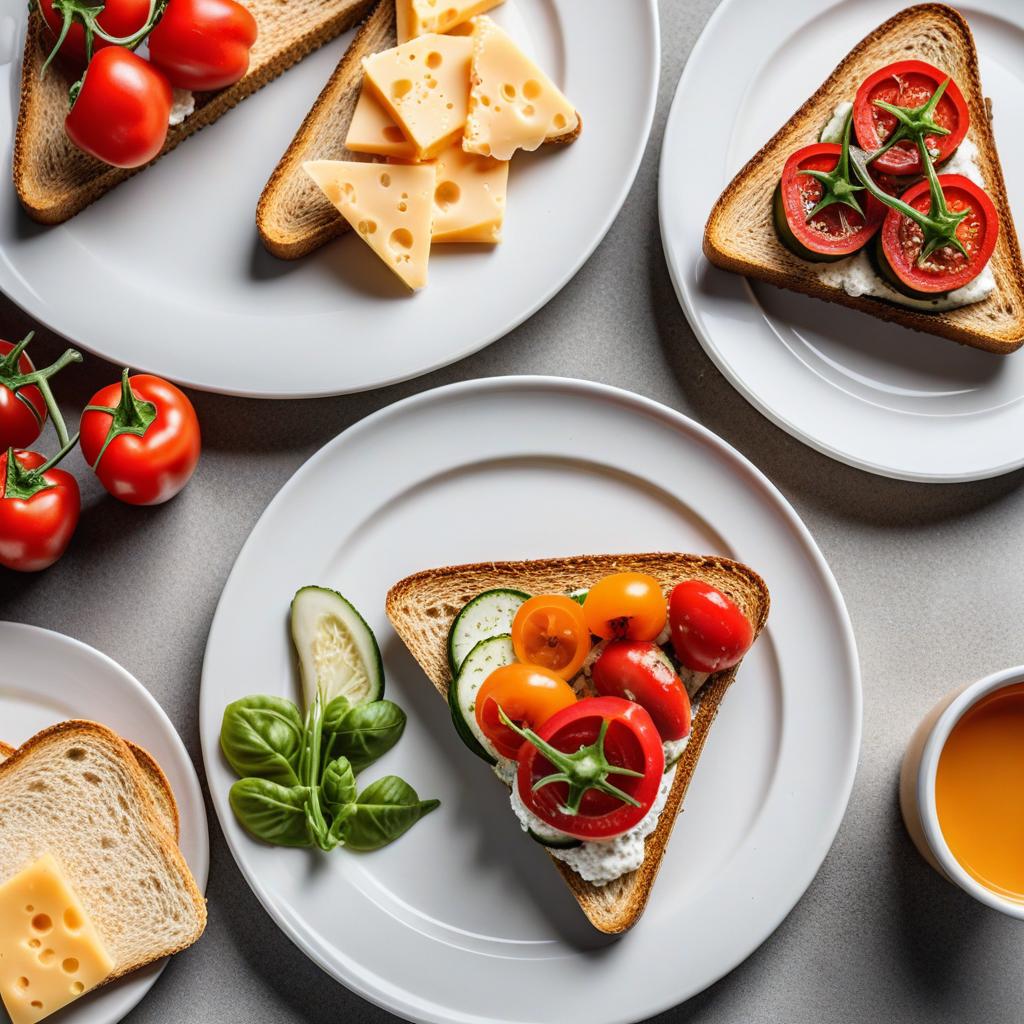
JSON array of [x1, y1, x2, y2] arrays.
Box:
[[4, 1, 1024, 1021]]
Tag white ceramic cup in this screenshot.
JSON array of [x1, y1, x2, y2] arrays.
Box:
[[899, 664, 1024, 919]]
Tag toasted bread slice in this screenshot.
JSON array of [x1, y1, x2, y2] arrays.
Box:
[[0, 722, 205, 979], [0, 738, 179, 842], [14, 0, 375, 224], [386, 552, 770, 934], [703, 3, 1024, 354]]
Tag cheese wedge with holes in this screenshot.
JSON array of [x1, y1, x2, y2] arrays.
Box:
[[345, 84, 418, 160], [431, 141, 508, 243], [463, 16, 579, 160], [396, 0, 504, 42], [0, 854, 114, 1024], [304, 160, 434, 290], [362, 34, 473, 160]]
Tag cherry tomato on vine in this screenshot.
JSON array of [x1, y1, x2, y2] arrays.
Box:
[[65, 47, 172, 169], [79, 370, 200, 505], [511, 594, 591, 680], [583, 572, 667, 641], [669, 580, 753, 674], [0, 446, 80, 572], [148, 0, 258, 91], [37, 0, 154, 69], [0, 340, 45, 450]]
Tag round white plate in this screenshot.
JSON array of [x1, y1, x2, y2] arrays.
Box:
[[660, 0, 1024, 482], [199, 376, 861, 1023], [0, 0, 657, 398], [0, 623, 210, 1024]]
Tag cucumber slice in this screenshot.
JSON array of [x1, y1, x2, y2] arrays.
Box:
[[528, 828, 582, 850], [449, 634, 516, 763], [291, 586, 384, 710], [447, 589, 529, 675]]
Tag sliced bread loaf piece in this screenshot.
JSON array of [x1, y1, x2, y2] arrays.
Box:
[[386, 552, 770, 934]]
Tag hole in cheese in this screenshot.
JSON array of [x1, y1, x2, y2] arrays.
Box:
[[31, 1000, 43, 1009], [523, 104, 535, 117], [16, 977, 28, 990], [383, 126, 405, 143], [389, 228, 414, 251], [28, 939, 41, 949], [38, 949, 55, 965], [358, 220, 378, 235], [502, 83, 516, 100], [481, 96, 491, 107], [398, 201, 408, 212], [71, 982, 84, 996], [426, 51, 442, 69], [31, 914, 52, 934], [552, 113, 567, 130], [380, 172, 391, 187], [62, 958, 79, 975], [435, 181, 460, 209], [392, 79, 413, 100], [25, 905, 33, 913], [523, 79, 541, 100]]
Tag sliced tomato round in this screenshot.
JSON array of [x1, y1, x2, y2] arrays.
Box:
[[775, 143, 886, 260], [516, 696, 664, 840], [853, 60, 969, 176], [511, 594, 590, 679], [879, 174, 998, 295]]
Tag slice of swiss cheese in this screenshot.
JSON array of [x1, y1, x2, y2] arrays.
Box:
[[0, 854, 114, 1024], [362, 34, 473, 160], [346, 84, 418, 160], [396, 0, 504, 42], [431, 141, 508, 243], [304, 160, 434, 290], [463, 16, 579, 160]]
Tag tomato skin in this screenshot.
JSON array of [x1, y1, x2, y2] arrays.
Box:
[[65, 48, 172, 169], [669, 581, 753, 674], [592, 641, 691, 741], [37, 0, 153, 69], [511, 594, 591, 679], [517, 697, 664, 840], [0, 341, 45, 451], [148, 0, 258, 91], [583, 573, 667, 641], [79, 374, 200, 506], [879, 174, 998, 295], [853, 61, 969, 176], [0, 451, 80, 572]]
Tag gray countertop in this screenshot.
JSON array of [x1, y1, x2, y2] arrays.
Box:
[[5, 0, 1024, 1021]]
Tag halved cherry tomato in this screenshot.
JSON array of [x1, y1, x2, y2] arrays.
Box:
[[511, 594, 590, 679], [878, 174, 998, 295], [583, 572, 666, 641], [592, 641, 691, 741], [148, 0, 259, 91], [669, 580, 753, 674], [37, 0, 153, 69], [475, 663, 576, 760], [515, 696, 664, 840], [853, 61, 969, 177]]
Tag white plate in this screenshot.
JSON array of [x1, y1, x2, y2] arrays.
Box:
[[0, 623, 210, 1024], [660, 0, 1024, 482], [0, 0, 657, 398], [199, 376, 861, 1023]]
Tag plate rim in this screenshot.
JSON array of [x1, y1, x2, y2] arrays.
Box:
[[198, 374, 863, 1023]]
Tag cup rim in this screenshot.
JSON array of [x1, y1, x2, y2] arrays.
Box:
[[918, 664, 1024, 918]]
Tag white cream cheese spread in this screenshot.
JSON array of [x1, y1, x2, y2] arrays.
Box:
[[169, 89, 195, 127]]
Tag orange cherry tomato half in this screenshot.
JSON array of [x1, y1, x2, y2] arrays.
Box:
[[511, 594, 591, 679], [583, 572, 667, 641], [475, 663, 577, 760]]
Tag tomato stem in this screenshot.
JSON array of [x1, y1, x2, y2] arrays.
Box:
[[796, 110, 866, 220], [867, 76, 952, 166], [0, 334, 82, 448], [3, 432, 79, 500], [84, 367, 158, 471]]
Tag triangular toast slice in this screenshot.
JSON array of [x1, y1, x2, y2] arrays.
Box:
[[14, 0, 375, 224], [703, 3, 1024, 354], [386, 552, 770, 934]]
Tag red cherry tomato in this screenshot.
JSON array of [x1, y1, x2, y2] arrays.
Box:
[[0, 340, 45, 451], [0, 449, 80, 572], [583, 573, 667, 641], [669, 580, 753, 674], [775, 143, 887, 260], [37, 0, 154, 69], [65, 47, 171, 169], [878, 174, 998, 296], [516, 696, 664, 840], [591, 641, 691, 741], [853, 61, 969, 177], [148, 0, 258, 91], [79, 371, 200, 506]]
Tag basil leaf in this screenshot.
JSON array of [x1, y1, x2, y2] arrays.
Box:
[[322, 700, 407, 774], [229, 778, 312, 848], [322, 695, 351, 732], [340, 776, 440, 851], [221, 696, 304, 786], [321, 756, 356, 815]]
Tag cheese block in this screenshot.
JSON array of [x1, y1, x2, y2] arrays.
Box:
[[0, 854, 114, 1024], [431, 141, 508, 243], [304, 160, 434, 290], [345, 84, 418, 160], [362, 34, 473, 160], [463, 16, 579, 160], [396, 0, 504, 42]]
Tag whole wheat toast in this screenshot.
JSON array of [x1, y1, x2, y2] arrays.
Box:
[[14, 0, 375, 224], [703, 3, 1024, 354], [386, 552, 770, 934]]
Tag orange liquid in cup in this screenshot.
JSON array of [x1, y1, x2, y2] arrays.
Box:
[[935, 682, 1024, 901]]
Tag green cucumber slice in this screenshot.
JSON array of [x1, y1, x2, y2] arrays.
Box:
[[448, 634, 516, 763], [447, 588, 529, 675], [290, 586, 384, 710], [528, 828, 583, 850]]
